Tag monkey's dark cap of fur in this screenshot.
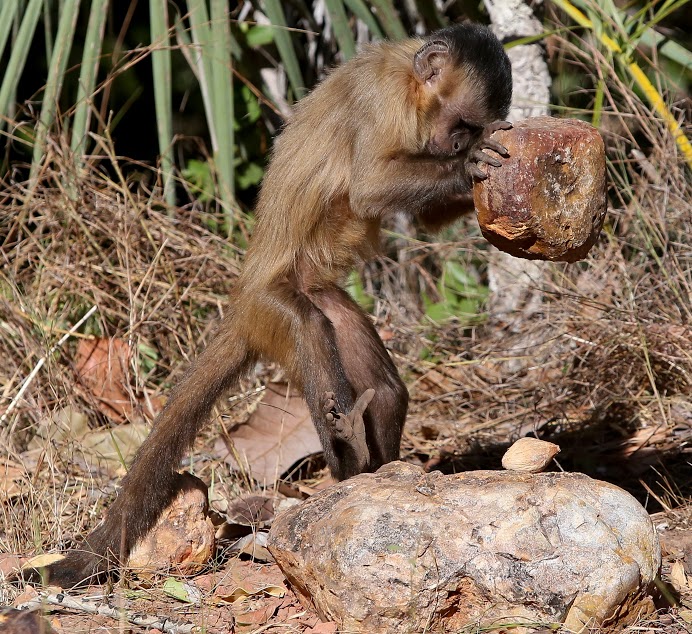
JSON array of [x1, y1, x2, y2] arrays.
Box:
[[429, 23, 513, 121]]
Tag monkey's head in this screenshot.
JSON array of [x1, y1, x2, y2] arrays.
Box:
[[413, 23, 512, 156]]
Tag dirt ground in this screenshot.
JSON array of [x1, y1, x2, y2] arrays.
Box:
[[1, 120, 691, 632]]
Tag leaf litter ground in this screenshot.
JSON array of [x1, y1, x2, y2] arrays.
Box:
[[1, 139, 691, 632]]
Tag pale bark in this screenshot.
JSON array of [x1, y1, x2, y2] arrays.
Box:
[[484, 0, 552, 326]]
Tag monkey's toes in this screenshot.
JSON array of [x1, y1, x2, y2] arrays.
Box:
[[322, 391, 337, 420], [351, 388, 375, 416], [326, 389, 374, 471]]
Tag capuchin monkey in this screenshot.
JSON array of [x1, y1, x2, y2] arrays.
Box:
[[46, 23, 512, 586]]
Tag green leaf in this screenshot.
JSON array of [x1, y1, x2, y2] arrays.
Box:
[[261, 0, 306, 100], [236, 162, 264, 190], [241, 85, 261, 123], [246, 24, 275, 47], [149, 0, 175, 206], [162, 578, 202, 604], [639, 29, 692, 71], [0, 0, 44, 131], [343, 0, 383, 38], [0, 1, 19, 65], [182, 159, 215, 201], [592, 77, 604, 128], [324, 0, 356, 60], [368, 0, 406, 40], [70, 0, 108, 164], [31, 0, 80, 181], [138, 342, 159, 374], [346, 271, 374, 312], [440, 261, 488, 300], [422, 261, 488, 324], [503, 26, 578, 49], [210, 0, 236, 213], [423, 298, 455, 323]]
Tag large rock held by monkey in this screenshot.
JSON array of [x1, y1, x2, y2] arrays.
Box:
[[473, 116, 606, 262]]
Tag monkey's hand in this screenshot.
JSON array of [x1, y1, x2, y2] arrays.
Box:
[[324, 389, 375, 472], [466, 120, 512, 181]]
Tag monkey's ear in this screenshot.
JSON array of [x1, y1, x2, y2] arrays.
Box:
[[413, 40, 450, 84]]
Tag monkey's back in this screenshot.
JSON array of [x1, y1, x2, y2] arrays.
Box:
[[239, 39, 424, 292]]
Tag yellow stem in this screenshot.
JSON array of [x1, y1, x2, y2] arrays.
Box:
[[551, 0, 692, 169]]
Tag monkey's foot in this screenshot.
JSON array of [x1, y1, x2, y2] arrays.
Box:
[[323, 389, 375, 470], [467, 120, 512, 180]]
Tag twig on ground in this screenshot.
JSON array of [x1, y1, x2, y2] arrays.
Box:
[[17, 591, 208, 634]]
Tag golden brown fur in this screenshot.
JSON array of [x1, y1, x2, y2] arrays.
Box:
[[46, 23, 512, 587]]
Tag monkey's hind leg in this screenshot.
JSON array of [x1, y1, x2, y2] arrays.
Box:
[[310, 286, 408, 471], [46, 312, 254, 588], [323, 388, 375, 474], [244, 282, 376, 481]]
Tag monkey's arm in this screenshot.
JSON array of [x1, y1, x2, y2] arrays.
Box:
[[416, 193, 475, 232], [351, 154, 470, 218], [351, 123, 509, 222]]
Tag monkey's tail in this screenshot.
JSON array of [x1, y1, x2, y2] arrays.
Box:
[[46, 315, 254, 588]]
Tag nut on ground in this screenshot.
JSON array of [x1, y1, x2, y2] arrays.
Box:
[[502, 437, 560, 473]]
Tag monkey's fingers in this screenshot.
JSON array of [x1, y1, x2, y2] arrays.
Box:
[[467, 163, 488, 180], [479, 138, 509, 156], [487, 120, 513, 133], [472, 150, 502, 167]]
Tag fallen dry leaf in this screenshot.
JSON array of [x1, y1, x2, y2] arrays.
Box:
[[27, 407, 89, 451], [213, 559, 286, 604], [232, 595, 284, 626], [670, 560, 689, 593], [621, 425, 670, 458], [226, 494, 275, 526], [306, 622, 339, 634], [21, 553, 65, 570], [0, 461, 24, 500], [417, 368, 457, 395], [215, 582, 285, 604], [81, 422, 150, 476], [660, 528, 692, 574], [214, 383, 321, 484], [0, 553, 23, 577], [229, 532, 273, 562], [11, 585, 39, 608], [76, 337, 134, 422]]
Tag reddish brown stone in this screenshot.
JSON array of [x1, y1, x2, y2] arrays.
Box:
[[473, 116, 607, 262]]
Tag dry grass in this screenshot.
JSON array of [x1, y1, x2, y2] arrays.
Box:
[[399, 142, 692, 517], [1, 77, 691, 631], [0, 149, 250, 569]]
